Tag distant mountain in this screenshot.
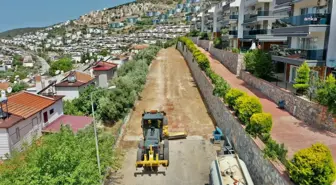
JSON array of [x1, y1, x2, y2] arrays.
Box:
[[0, 27, 44, 38]]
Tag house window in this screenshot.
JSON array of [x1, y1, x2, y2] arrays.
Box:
[[49, 109, 54, 115], [299, 37, 317, 50], [16, 128, 20, 140], [290, 65, 298, 83], [301, 7, 318, 15]]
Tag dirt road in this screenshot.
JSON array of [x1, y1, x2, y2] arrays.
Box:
[[113, 48, 216, 185]]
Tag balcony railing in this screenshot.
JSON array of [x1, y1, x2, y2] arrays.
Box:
[[243, 29, 271, 36], [278, 13, 330, 26], [244, 11, 272, 23], [229, 15, 238, 19], [270, 45, 327, 60], [229, 30, 238, 35]]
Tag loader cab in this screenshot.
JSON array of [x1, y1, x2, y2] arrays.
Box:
[[141, 110, 167, 140]]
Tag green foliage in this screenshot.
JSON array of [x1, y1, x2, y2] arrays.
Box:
[[99, 49, 109, 57], [136, 18, 153, 25], [288, 143, 336, 185], [49, 57, 73, 76], [316, 74, 336, 114], [213, 77, 231, 98], [188, 30, 200, 37], [246, 113, 272, 137], [11, 82, 28, 93], [0, 125, 119, 185], [262, 137, 288, 163], [293, 62, 310, 93], [244, 49, 274, 80], [225, 88, 246, 108], [221, 28, 228, 35], [64, 46, 161, 124], [199, 32, 208, 40], [213, 37, 222, 49], [232, 48, 240, 53], [234, 95, 262, 124]]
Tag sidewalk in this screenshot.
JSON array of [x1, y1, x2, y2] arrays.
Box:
[[197, 46, 336, 162]]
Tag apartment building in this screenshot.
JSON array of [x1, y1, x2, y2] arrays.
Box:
[[271, 0, 333, 83], [240, 0, 287, 50]]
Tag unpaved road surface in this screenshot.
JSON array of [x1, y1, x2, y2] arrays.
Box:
[[111, 48, 216, 185]]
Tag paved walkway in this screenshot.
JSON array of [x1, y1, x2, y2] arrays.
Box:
[[197, 46, 336, 163]]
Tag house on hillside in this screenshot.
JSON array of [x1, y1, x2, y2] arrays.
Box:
[[55, 71, 97, 100], [92, 61, 118, 88], [22, 56, 34, 67], [0, 92, 64, 158]]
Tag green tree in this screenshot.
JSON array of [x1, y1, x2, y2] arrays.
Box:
[[49, 57, 73, 76], [288, 143, 336, 185], [293, 62, 310, 94], [213, 37, 222, 49], [11, 82, 28, 93], [244, 49, 274, 80], [0, 125, 119, 185], [316, 74, 336, 114], [99, 49, 109, 57]]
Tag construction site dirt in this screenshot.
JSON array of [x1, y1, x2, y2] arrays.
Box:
[[111, 47, 217, 185]]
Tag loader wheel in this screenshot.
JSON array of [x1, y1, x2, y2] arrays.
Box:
[[164, 139, 169, 149], [163, 147, 169, 167], [136, 149, 143, 167], [159, 144, 164, 160], [138, 141, 144, 149]]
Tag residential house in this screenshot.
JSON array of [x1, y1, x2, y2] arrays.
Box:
[[0, 92, 64, 158], [55, 71, 97, 100], [92, 61, 118, 88], [22, 56, 34, 67], [271, 0, 332, 83]]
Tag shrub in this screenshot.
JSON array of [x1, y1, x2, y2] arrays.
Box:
[[263, 138, 288, 163], [199, 32, 208, 40], [246, 113, 272, 137], [213, 78, 231, 98], [214, 37, 222, 49], [244, 49, 274, 80], [49, 57, 73, 76], [188, 30, 200, 37], [234, 95, 262, 124], [232, 48, 240, 53], [288, 143, 336, 185], [293, 62, 310, 94], [225, 88, 246, 108], [316, 74, 336, 114]]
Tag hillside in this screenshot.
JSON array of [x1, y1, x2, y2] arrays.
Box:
[[0, 27, 44, 38]]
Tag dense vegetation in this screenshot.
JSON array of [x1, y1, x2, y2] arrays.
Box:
[[49, 57, 73, 76], [293, 62, 310, 94], [244, 49, 274, 80], [0, 125, 119, 185], [0, 27, 44, 38], [64, 45, 161, 124], [316, 74, 336, 114], [178, 36, 287, 166]]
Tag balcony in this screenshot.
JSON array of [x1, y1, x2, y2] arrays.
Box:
[[243, 29, 287, 41], [272, 13, 330, 36], [244, 11, 272, 23], [270, 45, 327, 65], [229, 15, 238, 20], [229, 30, 238, 35]]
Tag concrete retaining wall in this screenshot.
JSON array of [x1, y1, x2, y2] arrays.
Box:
[[240, 71, 336, 133], [177, 42, 293, 185]]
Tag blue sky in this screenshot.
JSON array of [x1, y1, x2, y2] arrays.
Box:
[[0, 0, 134, 32]]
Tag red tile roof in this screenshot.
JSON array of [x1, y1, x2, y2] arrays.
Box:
[[55, 71, 96, 87], [0, 82, 10, 91], [0, 92, 59, 128], [93, 61, 118, 71], [7, 92, 56, 119], [42, 115, 93, 133]]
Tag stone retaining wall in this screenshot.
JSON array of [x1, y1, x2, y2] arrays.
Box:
[[240, 71, 336, 133], [177, 42, 293, 185], [191, 38, 245, 75]]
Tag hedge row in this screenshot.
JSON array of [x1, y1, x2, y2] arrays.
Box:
[[178, 37, 286, 162]]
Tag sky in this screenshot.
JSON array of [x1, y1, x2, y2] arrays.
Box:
[[0, 0, 134, 32]]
